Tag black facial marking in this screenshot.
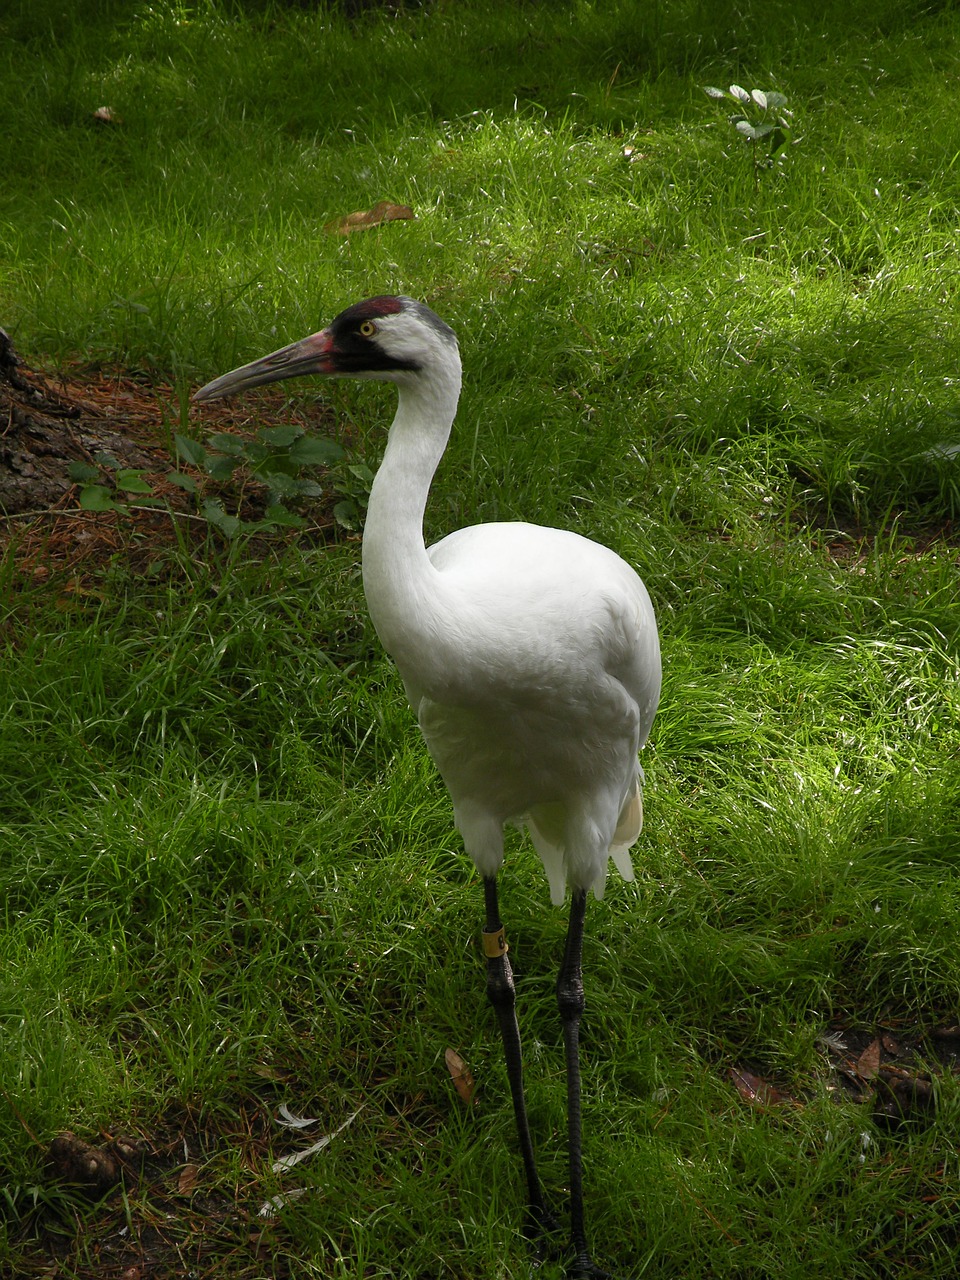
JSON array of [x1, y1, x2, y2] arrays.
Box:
[[327, 296, 416, 374], [325, 296, 457, 375]]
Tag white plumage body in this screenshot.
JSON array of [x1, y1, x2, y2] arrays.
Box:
[[354, 304, 662, 906], [397, 522, 659, 904]]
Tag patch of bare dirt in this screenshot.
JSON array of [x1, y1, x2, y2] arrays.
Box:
[[0, 331, 348, 584], [728, 1018, 959, 1127], [8, 1103, 298, 1280]]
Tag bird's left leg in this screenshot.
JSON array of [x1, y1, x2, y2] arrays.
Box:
[[481, 875, 560, 1253], [557, 888, 612, 1280]]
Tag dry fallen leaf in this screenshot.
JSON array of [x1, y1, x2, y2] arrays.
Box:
[[728, 1066, 788, 1108], [324, 200, 416, 236], [856, 1037, 882, 1080], [873, 1072, 936, 1129], [252, 1062, 287, 1081], [445, 1047, 476, 1106], [177, 1163, 199, 1194]]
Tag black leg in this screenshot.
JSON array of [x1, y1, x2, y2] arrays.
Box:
[[557, 889, 611, 1280], [482, 876, 559, 1251]]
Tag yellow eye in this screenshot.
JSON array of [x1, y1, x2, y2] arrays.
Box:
[[359, 320, 376, 337]]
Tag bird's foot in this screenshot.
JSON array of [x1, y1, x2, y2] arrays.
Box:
[[565, 1251, 616, 1280], [523, 1204, 563, 1267]]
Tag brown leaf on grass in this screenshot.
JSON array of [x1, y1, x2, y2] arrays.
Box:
[[445, 1047, 476, 1106], [856, 1037, 882, 1080], [324, 200, 416, 235], [177, 1163, 199, 1194], [252, 1062, 287, 1081], [873, 1071, 936, 1129], [728, 1066, 789, 1108]]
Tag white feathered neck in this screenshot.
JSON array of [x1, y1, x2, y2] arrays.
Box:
[[360, 316, 463, 674]]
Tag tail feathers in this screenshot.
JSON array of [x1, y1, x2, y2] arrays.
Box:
[[526, 777, 644, 906], [612, 779, 643, 852], [605, 778, 642, 892], [525, 812, 568, 907]]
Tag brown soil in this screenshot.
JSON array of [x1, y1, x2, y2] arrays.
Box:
[[0, 329, 345, 585]]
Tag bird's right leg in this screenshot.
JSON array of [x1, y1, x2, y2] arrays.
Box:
[[482, 875, 560, 1252]]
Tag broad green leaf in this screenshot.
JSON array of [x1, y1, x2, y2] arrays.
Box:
[[175, 433, 208, 467], [116, 469, 154, 494], [206, 432, 248, 456], [205, 454, 240, 481], [288, 435, 344, 465], [751, 89, 768, 109], [93, 451, 120, 470], [257, 424, 304, 448], [729, 84, 751, 104], [334, 498, 361, 530], [736, 121, 774, 141], [765, 91, 788, 108], [769, 127, 786, 156], [255, 454, 297, 480], [68, 461, 101, 483], [262, 470, 299, 495], [201, 498, 240, 537], [242, 442, 270, 465], [166, 470, 198, 493], [703, 85, 727, 99], [79, 484, 120, 511], [264, 503, 306, 528]]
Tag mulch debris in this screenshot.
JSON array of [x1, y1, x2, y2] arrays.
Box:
[[0, 331, 347, 585]]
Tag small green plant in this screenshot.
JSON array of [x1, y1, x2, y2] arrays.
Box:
[[329, 460, 375, 532], [704, 84, 791, 186], [68, 454, 163, 513], [67, 426, 348, 537], [172, 425, 345, 536]]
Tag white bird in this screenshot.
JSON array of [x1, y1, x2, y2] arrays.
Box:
[[194, 296, 661, 1279]]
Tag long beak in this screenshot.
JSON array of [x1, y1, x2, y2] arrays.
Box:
[[192, 329, 334, 403]]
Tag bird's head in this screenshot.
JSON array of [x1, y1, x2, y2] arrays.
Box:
[[192, 296, 459, 403]]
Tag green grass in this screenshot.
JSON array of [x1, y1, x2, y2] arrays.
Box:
[[2, 1, 960, 1277]]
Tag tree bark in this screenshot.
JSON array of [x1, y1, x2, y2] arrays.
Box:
[[0, 328, 156, 515]]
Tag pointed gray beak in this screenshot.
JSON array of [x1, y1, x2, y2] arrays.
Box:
[[192, 329, 335, 402]]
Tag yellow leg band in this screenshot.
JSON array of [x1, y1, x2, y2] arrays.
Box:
[[481, 926, 508, 958]]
